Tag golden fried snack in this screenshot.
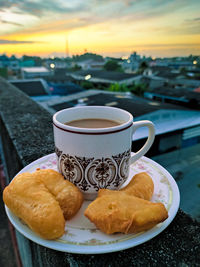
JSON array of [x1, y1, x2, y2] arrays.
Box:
[[84, 194, 168, 234], [85, 172, 168, 234], [3, 172, 65, 240], [34, 169, 83, 220], [121, 172, 154, 200], [98, 172, 154, 200]]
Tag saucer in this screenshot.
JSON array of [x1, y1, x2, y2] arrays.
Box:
[[5, 153, 180, 254]]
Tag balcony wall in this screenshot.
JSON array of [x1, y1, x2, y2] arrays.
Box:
[[0, 77, 199, 266]]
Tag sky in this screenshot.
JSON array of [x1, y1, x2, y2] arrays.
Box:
[[0, 0, 200, 58]]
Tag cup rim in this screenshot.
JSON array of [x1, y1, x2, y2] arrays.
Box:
[[53, 106, 133, 134]]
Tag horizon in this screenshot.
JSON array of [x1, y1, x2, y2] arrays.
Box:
[[0, 0, 200, 58], [1, 51, 199, 60]]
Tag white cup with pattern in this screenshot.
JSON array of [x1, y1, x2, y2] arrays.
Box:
[[53, 106, 155, 200]]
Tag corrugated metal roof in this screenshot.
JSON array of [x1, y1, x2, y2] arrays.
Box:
[[133, 109, 200, 140], [22, 67, 50, 73]]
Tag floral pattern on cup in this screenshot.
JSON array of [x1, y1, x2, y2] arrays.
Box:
[[86, 157, 117, 191], [56, 146, 131, 191]]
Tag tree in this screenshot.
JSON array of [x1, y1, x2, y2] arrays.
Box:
[[180, 67, 187, 75], [103, 60, 122, 72], [0, 68, 8, 78], [138, 61, 148, 74], [70, 64, 81, 71], [80, 80, 93, 89], [107, 83, 129, 92], [22, 55, 43, 66], [130, 83, 147, 96], [72, 53, 104, 62]]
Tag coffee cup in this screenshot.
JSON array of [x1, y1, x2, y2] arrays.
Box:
[[53, 106, 155, 200]]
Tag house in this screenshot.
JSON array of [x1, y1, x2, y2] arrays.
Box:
[[144, 86, 200, 109], [0, 54, 10, 68], [0, 54, 20, 72], [9, 78, 55, 102], [44, 59, 70, 70], [68, 70, 142, 86], [122, 52, 141, 72], [46, 81, 84, 96], [169, 78, 200, 89], [45, 68, 74, 84], [146, 66, 183, 81], [76, 59, 105, 70], [10, 78, 84, 102], [21, 67, 52, 79], [8, 55, 20, 72], [19, 59, 35, 68], [140, 75, 166, 89], [152, 58, 193, 69]]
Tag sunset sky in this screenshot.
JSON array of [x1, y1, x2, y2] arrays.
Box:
[[0, 0, 200, 58]]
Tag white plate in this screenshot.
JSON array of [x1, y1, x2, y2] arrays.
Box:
[[5, 153, 180, 254]]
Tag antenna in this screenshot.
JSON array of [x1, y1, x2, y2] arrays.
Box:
[[66, 36, 69, 58]]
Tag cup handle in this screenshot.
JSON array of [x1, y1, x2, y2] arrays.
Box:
[[130, 120, 155, 164]]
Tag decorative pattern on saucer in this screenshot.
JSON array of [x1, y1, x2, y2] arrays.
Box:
[[55, 146, 131, 191]]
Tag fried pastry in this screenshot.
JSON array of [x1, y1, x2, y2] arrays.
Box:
[[84, 172, 168, 234], [3, 172, 65, 240], [84, 193, 168, 234], [3, 169, 84, 240], [120, 172, 154, 200], [34, 169, 83, 220], [98, 172, 154, 200]]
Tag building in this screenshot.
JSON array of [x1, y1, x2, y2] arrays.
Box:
[[0, 54, 20, 72], [169, 78, 200, 89], [46, 81, 84, 96], [9, 78, 55, 102], [10, 78, 85, 102], [75, 59, 105, 70], [122, 52, 141, 72], [140, 75, 166, 89], [21, 67, 52, 79], [144, 86, 200, 109], [68, 70, 142, 86], [44, 59, 70, 70]]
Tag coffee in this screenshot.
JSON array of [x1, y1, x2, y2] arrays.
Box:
[[65, 118, 121, 128]]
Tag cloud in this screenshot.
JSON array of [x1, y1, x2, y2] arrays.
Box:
[[0, 0, 87, 17], [0, 0, 190, 22], [182, 18, 200, 34], [170, 17, 200, 35], [1, 0, 200, 41], [0, 19, 22, 26], [122, 43, 200, 52], [0, 39, 46, 44], [186, 17, 200, 22]]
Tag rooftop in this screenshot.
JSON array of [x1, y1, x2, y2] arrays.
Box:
[[10, 79, 49, 96], [135, 109, 200, 140], [147, 86, 200, 105], [150, 66, 182, 79], [43, 90, 188, 115], [69, 69, 141, 83], [21, 67, 50, 73]]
